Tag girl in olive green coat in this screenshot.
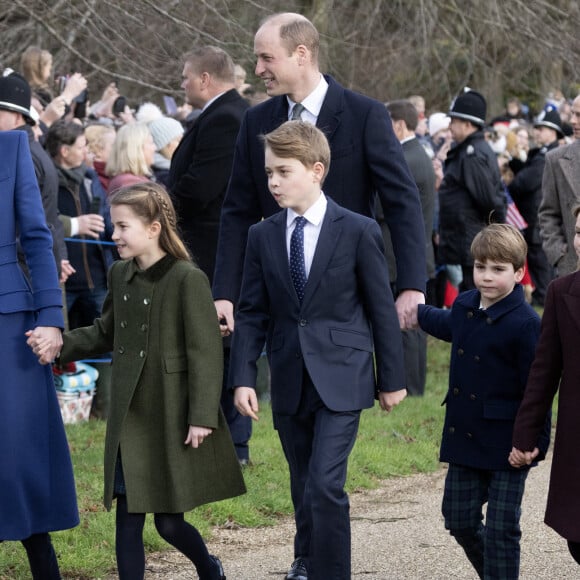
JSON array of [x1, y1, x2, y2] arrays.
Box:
[[58, 183, 245, 580]]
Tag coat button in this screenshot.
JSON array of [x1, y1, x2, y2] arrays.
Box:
[[470, 394, 477, 400], [474, 355, 480, 362], [139, 350, 146, 358], [453, 387, 459, 395], [467, 311, 474, 318], [486, 318, 493, 325], [467, 432, 473, 438], [123, 294, 130, 301], [120, 321, 127, 328], [140, 324, 148, 331], [299, 319, 307, 327], [143, 298, 150, 305], [448, 427, 455, 434], [118, 346, 125, 354], [458, 348, 464, 356]]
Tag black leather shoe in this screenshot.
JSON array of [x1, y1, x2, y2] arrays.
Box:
[[209, 555, 226, 580], [285, 557, 307, 580]]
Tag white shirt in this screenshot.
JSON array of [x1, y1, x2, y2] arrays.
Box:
[[203, 91, 227, 111], [286, 193, 328, 277], [287, 75, 329, 124]]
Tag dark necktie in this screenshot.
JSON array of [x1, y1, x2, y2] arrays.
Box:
[[290, 216, 307, 302], [291, 103, 305, 120]]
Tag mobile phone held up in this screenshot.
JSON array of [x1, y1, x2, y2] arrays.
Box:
[[113, 95, 127, 117]]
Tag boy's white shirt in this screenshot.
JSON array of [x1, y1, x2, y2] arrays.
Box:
[[286, 193, 327, 277]]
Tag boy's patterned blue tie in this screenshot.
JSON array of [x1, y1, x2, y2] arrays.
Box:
[[290, 216, 307, 302]]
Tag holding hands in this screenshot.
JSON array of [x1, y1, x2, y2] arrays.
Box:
[[396, 289, 424, 330], [509, 446, 540, 468], [25, 327, 63, 365]]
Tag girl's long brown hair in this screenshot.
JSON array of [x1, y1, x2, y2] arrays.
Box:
[[109, 182, 192, 262]]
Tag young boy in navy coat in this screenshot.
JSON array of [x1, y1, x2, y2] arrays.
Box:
[[417, 224, 550, 580], [229, 121, 406, 580]]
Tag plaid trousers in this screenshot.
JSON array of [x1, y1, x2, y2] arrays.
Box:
[[442, 463, 529, 580]]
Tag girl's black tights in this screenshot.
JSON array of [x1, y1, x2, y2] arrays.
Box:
[[568, 540, 580, 565], [21, 533, 61, 579], [115, 495, 217, 579]]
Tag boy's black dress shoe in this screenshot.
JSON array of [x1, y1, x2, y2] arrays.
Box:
[[209, 555, 226, 580], [285, 557, 307, 580]]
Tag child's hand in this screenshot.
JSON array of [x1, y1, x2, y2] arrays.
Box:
[[508, 446, 539, 468], [185, 425, 213, 448], [378, 388, 407, 413], [234, 387, 259, 421]]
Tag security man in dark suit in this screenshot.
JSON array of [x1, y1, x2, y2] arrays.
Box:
[[167, 46, 251, 465]]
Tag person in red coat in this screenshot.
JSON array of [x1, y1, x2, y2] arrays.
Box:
[[510, 204, 580, 565]]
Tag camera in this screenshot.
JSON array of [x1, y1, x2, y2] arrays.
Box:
[[57, 75, 68, 94], [73, 89, 89, 119], [112, 96, 127, 116]]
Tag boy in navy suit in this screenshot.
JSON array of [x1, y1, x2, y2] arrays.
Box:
[[416, 224, 551, 580], [230, 121, 406, 580]]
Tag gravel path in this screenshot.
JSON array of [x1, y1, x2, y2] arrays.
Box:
[[139, 455, 577, 579]]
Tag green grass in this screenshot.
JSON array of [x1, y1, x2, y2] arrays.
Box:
[[0, 338, 451, 579]]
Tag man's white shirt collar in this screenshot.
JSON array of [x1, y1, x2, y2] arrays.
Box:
[[287, 75, 329, 122], [203, 90, 227, 111]]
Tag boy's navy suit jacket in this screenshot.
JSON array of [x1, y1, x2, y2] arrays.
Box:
[[229, 197, 405, 415]]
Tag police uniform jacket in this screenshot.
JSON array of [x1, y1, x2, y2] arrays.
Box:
[[438, 130, 506, 266], [60, 255, 245, 512], [418, 285, 550, 470]]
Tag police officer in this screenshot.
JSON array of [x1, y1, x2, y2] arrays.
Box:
[[438, 88, 506, 291], [508, 106, 563, 305]]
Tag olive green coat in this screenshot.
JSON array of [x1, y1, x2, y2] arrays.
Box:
[[61, 256, 245, 512]]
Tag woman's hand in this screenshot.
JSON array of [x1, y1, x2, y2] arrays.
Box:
[[508, 446, 539, 468], [25, 327, 63, 365]]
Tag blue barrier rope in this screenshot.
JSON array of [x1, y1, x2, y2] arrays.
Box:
[[64, 237, 116, 246]]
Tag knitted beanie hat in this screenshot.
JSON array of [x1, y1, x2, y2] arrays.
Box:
[[428, 112, 450, 137], [135, 101, 164, 124], [148, 116, 184, 151]]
